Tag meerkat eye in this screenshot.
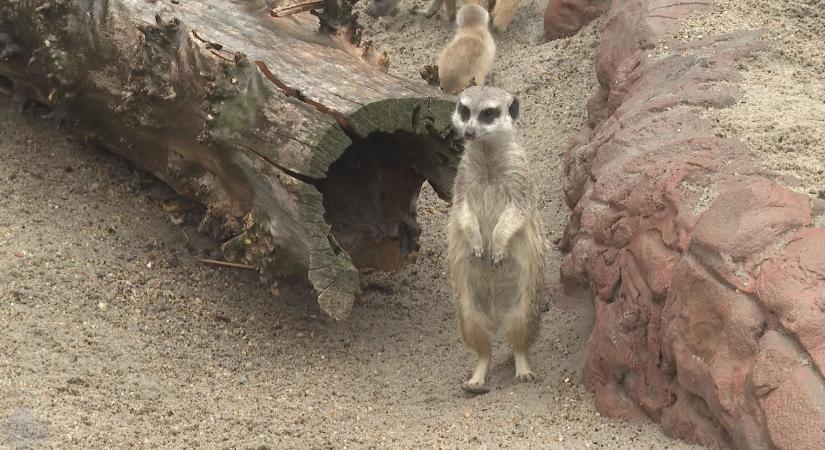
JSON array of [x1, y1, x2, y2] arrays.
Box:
[[458, 104, 471, 121], [478, 107, 500, 124]]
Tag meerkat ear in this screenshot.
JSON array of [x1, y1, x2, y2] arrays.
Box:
[[509, 97, 520, 121]]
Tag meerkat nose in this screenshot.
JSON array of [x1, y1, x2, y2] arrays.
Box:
[[464, 131, 476, 140]]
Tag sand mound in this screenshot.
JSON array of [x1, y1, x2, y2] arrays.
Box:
[[676, 0, 825, 195]]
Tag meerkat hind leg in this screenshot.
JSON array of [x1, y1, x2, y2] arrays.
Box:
[[459, 306, 492, 393], [424, 0, 442, 18], [505, 304, 539, 383], [445, 0, 457, 22], [463, 348, 492, 394]]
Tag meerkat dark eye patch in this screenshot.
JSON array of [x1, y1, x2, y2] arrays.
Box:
[[458, 104, 471, 121], [478, 107, 500, 124]]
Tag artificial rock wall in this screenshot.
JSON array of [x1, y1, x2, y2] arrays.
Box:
[[556, 0, 825, 448]]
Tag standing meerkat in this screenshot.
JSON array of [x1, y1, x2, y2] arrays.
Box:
[[447, 86, 546, 392], [437, 4, 496, 96]]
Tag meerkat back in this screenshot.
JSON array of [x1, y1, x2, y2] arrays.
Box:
[[437, 5, 496, 96]]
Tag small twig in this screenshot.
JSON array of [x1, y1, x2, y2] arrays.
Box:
[[191, 30, 234, 61], [178, 226, 190, 244], [196, 258, 256, 270], [270, 1, 325, 18]]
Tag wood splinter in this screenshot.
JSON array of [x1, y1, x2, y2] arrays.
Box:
[[270, 1, 326, 18], [196, 258, 256, 270]]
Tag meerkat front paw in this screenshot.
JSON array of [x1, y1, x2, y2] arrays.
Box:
[[471, 246, 484, 263], [490, 251, 506, 268]]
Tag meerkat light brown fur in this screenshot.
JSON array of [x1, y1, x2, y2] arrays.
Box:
[[447, 86, 547, 392], [437, 4, 496, 96], [488, 0, 524, 32]]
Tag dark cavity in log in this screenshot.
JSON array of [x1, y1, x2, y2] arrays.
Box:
[[320, 130, 456, 272]]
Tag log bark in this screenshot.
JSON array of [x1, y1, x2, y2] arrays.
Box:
[[0, 0, 461, 320]]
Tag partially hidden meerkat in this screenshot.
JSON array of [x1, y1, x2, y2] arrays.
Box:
[[447, 86, 547, 393], [425, 0, 521, 33], [437, 4, 496, 96], [424, 0, 486, 23]]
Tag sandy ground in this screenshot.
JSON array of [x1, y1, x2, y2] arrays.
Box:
[[675, 0, 825, 196], [0, 1, 705, 448]]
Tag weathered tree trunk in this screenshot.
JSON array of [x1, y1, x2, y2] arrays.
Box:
[[0, 0, 460, 320]]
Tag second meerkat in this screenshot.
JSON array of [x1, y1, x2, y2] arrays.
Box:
[[437, 4, 496, 96], [447, 86, 547, 392], [425, 0, 522, 33]]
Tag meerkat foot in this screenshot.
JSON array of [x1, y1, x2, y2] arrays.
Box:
[[462, 353, 491, 393], [514, 350, 536, 382], [461, 381, 491, 394], [516, 372, 536, 382], [462, 373, 490, 394], [423, 7, 439, 17]]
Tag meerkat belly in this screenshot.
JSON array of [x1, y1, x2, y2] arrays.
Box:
[[467, 263, 521, 325], [465, 182, 523, 326]]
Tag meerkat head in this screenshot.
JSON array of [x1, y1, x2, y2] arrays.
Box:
[[456, 4, 489, 28], [452, 86, 520, 143]]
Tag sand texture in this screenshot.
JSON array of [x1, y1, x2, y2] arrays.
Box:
[[674, 0, 825, 195], [0, 0, 763, 447]]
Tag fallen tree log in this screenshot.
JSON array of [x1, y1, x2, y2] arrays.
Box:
[[0, 0, 461, 320]]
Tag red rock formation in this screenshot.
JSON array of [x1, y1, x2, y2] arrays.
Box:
[[543, 0, 610, 40], [562, 0, 825, 448]]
